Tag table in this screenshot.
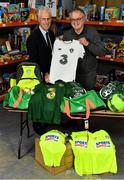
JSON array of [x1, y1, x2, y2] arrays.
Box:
[[4, 107, 124, 159], [69, 109, 124, 129]]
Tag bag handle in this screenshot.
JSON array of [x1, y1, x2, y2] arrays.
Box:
[[85, 98, 96, 119], [13, 88, 23, 108], [64, 100, 83, 119], [64, 99, 96, 120]]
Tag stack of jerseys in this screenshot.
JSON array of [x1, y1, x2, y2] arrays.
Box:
[[39, 130, 66, 167], [70, 130, 117, 176]]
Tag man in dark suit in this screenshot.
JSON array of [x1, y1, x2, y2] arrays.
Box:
[[26, 7, 55, 81], [26, 7, 55, 135]]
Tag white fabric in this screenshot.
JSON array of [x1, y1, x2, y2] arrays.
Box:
[[49, 39, 85, 84]]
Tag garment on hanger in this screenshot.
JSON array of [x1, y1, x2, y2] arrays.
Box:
[[49, 39, 85, 84]]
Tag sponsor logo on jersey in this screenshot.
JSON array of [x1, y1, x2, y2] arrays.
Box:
[[75, 140, 87, 147], [26, 69, 32, 75], [45, 134, 59, 142], [77, 106, 83, 111], [58, 83, 64, 87], [96, 141, 111, 148], [46, 88, 56, 99], [60, 54, 68, 64], [70, 48, 74, 53]]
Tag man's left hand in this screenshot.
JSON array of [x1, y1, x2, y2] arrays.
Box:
[[79, 37, 89, 46]]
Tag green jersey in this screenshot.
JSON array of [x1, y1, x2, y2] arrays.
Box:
[[28, 81, 72, 124]]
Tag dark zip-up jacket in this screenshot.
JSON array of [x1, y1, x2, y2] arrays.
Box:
[[63, 26, 106, 74]]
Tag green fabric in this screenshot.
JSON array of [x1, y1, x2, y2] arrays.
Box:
[[39, 130, 66, 167], [3, 86, 32, 109], [107, 93, 124, 112], [70, 130, 117, 176], [61, 90, 106, 113], [28, 81, 72, 124], [66, 81, 86, 98]]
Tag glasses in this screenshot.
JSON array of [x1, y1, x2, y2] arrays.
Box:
[[71, 16, 85, 23], [40, 18, 52, 21]]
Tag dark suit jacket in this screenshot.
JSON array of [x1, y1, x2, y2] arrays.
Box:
[[26, 26, 55, 75]]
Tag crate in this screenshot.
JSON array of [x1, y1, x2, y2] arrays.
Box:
[[35, 138, 74, 175]]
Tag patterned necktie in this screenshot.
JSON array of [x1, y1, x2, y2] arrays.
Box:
[[46, 32, 52, 51]]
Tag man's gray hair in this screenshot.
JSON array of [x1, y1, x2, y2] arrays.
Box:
[[69, 8, 85, 16], [37, 6, 52, 19]]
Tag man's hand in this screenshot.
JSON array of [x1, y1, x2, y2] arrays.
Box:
[[79, 37, 89, 47], [45, 73, 50, 83]]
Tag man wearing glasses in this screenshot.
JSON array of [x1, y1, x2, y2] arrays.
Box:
[[63, 8, 106, 90], [27, 7, 55, 82]]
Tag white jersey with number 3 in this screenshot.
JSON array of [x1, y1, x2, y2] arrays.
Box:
[[49, 39, 85, 84]]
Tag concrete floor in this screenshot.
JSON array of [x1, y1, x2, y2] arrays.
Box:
[[1, 105, 124, 179]]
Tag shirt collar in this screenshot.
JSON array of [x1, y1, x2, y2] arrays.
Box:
[[39, 26, 48, 36], [72, 26, 86, 37]]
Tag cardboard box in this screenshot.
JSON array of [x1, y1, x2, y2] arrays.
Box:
[[35, 138, 73, 175]]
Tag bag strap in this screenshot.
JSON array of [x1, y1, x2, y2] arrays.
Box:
[[13, 88, 23, 108], [64, 100, 83, 119], [85, 98, 96, 119], [64, 98, 96, 120]]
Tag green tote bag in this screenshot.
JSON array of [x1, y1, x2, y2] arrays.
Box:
[[61, 90, 106, 119]]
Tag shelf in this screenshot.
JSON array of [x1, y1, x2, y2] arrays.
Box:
[[0, 55, 29, 102], [85, 21, 124, 27], [54, 18, 71, 24], [97, 56, 124, 63], [54, 19, 124, 27], [0, 19, 123, 28], [0, 55, 29, 66], [0, 21, 38, 28]]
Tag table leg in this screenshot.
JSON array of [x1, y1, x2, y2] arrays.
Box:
[[18, 112, 30, 159], [26, 113, 30, 138], [18, 112, 23, 159]]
